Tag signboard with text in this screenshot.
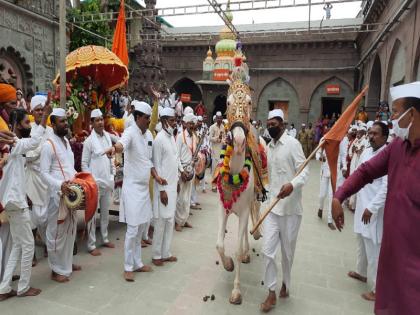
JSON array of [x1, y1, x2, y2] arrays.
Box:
[[326, 84, 340, 95], [213, 69, 230, 81], [180, 93, 191, 102]]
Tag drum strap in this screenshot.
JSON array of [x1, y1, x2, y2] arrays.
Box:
[[47, 139, 66, 180]]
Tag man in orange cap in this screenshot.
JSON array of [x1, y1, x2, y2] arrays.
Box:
[[0, 83, 17, 131]]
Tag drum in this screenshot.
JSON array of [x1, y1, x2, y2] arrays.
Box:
[[195, 152, 206, 180], [115, 166, 124, 186], [64, 182, 86, 211]]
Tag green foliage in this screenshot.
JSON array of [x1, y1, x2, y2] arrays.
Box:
[[68, 0, 113, 51]]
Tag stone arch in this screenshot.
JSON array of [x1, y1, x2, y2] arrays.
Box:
[[367, 55, 382, 108], [0, 46, 33, 97], [171, 77, 202, 107], [414, 38, 420, 81], [308, 76, 354, 123], [256, 77, 300, 125], [385, 39, 406, 101]]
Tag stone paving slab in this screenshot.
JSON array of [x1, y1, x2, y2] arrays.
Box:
[[1, 161, 374, 314]]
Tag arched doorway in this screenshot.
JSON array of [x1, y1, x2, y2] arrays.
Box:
[[213, 95, 227, 118], [172, 77, 202, 108], [386, 39, 406, 102], [367, 55, 382, 108], [257, 77, 300, 125], [308, 76, 354, 123]]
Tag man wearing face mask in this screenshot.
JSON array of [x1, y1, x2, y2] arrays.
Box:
[[260, 109, 309, 313], [332, 81, 420, 315], [151, 107, 185, 266]]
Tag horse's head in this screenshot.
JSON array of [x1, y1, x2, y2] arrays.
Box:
[[227, 80, 252, 131], [231, 122, 247, 156]]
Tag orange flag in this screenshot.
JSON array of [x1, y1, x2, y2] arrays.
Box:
[[323, 86, 368, 192], [112, 0, 129, 66]]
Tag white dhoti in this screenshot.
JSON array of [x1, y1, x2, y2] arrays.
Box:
[[31, 205, 48, 243], [152, 217, 175, 260], [175, 180, 193, 226], [124, 224, 146, 272], [46, 197, 77, 277], [87, 187, 112, 251], [262, 212, 302, 291], [0, 221, 12, 282], [0, 206, 34, 295], [355, 233, 368, 278], [319, 175, 332, 223], [191, 181, 197, 205], [363, 237, 380, 292]]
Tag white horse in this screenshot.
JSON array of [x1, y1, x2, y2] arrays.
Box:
[[216, 124, 255, 305]]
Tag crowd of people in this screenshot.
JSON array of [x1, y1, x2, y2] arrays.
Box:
[[0, 80, 418, 315]]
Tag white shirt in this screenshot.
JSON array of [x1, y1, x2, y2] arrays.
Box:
[[81, 130, 114, 190], [209, 123, 225, 158], [40, 133, 76, 194], [339, 136, 349, 170], [0, 125, 45, 209], [267, 132, 309, 216], [123, 112, 134, 129], [118, 124, 153, 184], [288, 128, 297, 138], [26, 122, 54, 172], [176, 129, 195, 167], [316, 149, 330, 178], [354, 146, 387, 244]]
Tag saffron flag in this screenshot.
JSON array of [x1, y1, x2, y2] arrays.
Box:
[[323, 86, 368, 192], [112, 0, 129, 66]]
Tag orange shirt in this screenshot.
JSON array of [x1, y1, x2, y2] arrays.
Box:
[[0, 116, 9, 131]]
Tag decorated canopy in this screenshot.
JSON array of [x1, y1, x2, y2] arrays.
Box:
[[54, 45, 129, 91]]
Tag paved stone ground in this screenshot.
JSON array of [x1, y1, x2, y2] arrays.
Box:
[[2, 161, 374, 315]]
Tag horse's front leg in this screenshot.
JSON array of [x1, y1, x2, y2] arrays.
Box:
[[216, 205, 234, 272]]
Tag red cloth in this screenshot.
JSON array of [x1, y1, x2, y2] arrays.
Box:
[[323, 86, 368, 192], [335, 138, 420, 315], [195, 104, 206, 117], [72, 172, 98, 223]]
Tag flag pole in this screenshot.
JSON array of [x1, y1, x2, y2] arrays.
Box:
[[59, 0, 66, 109], [250, 139, 325, 236]]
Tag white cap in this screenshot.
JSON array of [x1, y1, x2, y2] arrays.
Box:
[[358, 125, 367, 132], [132, 100, 152, 115], [51, 108, 66, 117], [302, 123, 306, 127], [216, 111, 222, 117], [90, 109, 103, 119], [366, 121, 374, 129], [213, 115, 216, 121], [252, 121, 257, 125], [184, 106, 194, 115], [161, 107, 175, 117], [267, 109, 284, 121], [183, 113, 195, 123], [31, 95, 47, 109], [390, 81, 420, 102], [197, 116, 203, 122], [192, 116, 198, 124]]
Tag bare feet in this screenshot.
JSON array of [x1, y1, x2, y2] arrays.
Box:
[[318, 209, 323, 219], [328, 223, 337, 230], [163, 256, 177, 262], [144, 239, 152, 246], [32, 256, 38, 267], [51, 272, 69, 283], [279, 283, 289, 298], [12, 275, 20, 282], [89, 248, 102, 256], [211, 187, 217, 193], [175, 223, 182, 232], [18, 287, 42, 297], [184, 222, 193, 228], [134, 265, 153, 272], [141, 240, 148, 248], [124, 271, 134, 282], [72, 264, 82, 271], [361, 291, 375, 301], [44, 246, 48, 258], [260, 290, 276, 313], [152, 259, 164, 266], [347, 271, 367, 283], [0, 290, 17, 301], [103, 242, 115, 248]]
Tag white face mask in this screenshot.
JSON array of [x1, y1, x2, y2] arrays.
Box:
[[392, 108, 412, 140], [155, 122, 162, 132]]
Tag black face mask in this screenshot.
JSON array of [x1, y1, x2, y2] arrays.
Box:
[[268, 126, 281, 139], [20, 127, 31, 138]]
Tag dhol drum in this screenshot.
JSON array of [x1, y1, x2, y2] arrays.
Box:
[[195, 152, 207, 180]]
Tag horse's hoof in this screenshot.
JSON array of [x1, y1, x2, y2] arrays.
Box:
[[229, 292, 242, 305], [241, 254, 251, 264], [224, 257, 234, 272]]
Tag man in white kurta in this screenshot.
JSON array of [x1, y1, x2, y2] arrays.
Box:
[[209, 111, 225, 192], [316, 148, 336, 230], [81, 109, 116, 256], [347, 122, 388, 302], [260, 109, 309, 313], [113, 101, 166, 282], [175, 113, 197, 231], [40, 108, 80, 283], [0, 106, 49, 299], [26, 96, 54, 247], [151, 108, 184, 266]]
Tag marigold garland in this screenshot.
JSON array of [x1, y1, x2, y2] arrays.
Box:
[[217, 144, 252, 212]]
